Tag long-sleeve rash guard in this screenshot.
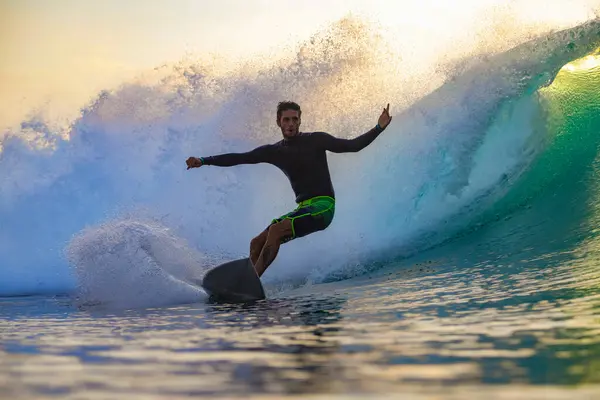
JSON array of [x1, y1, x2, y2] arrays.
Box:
[[201, 126, 385, 203]]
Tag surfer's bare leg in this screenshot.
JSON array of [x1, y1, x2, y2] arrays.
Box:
[[249, 228, 268, 266], [253, 219, 293, 277]]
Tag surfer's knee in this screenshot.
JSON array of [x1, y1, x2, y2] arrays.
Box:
[[250, 232, 264, 249], [267, 219, 293, 243]]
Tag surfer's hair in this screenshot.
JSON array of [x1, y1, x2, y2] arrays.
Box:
[[277, 101, 301, 120]]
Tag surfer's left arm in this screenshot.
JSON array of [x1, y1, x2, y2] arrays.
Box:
[[316, 104, 392, 153], [186, 145, 272, 169]]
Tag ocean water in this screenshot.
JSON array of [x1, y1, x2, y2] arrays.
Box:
[[2, 14, 600, 400]]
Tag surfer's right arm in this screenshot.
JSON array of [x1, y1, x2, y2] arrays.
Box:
[[186, 145, 272, 169]]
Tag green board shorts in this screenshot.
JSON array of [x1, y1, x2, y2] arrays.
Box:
[[270, 196, 335, 243]]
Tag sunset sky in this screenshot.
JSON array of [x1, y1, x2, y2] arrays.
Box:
[[1, 0, 596, 130]]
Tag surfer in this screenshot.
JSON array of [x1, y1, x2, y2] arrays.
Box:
[[186, 101, 392, 277]]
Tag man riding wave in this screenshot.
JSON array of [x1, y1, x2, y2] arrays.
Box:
[[186, 101, 392, 277]]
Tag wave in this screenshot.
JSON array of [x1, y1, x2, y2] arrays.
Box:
[[0, 17, 599, 305]]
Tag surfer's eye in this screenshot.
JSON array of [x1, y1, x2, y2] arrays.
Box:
[[281, 115, 299, 124]]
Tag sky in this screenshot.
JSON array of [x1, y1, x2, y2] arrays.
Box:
[[0, 0, 356, 128], [1, 0, 597, 131]]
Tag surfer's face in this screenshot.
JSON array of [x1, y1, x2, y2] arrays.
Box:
[[277, 110, 301, 138]]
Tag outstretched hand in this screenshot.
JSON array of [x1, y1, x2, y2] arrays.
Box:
[[186, 157, 203, 170], [378, 103, 392, 129]]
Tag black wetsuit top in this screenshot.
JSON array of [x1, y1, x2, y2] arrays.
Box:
[[202, 126, 385, 203]]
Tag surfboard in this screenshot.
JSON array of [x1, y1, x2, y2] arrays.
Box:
[[200, 257, 266, 303]]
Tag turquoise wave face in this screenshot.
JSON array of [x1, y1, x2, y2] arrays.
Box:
[[456, 53, 600, 247]]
